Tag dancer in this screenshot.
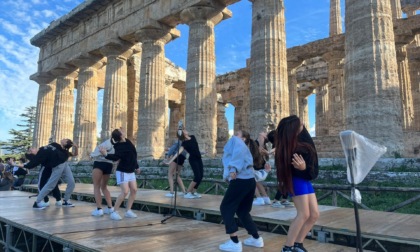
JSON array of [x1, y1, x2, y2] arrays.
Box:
[[253, 132, 271, 206], [100, 128, 140, 220], [90, 138, 116, 216], [164, 140, 187, 197], [165, 129, 204, 199], [22, 139, 77, 209], [275, 115, 319, 252], [219, 130, 263, 252]]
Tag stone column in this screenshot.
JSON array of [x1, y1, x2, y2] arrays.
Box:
[[135, 28, 178, 158], [181, 7, 229, 156], [323, 50, 345, 136], [396, 45, 414, 131], [72, 56, 103, 160], [100, 43, 133, 141], [345, 0, 404, 156], [408, 46, 420, 131], [390, 0, 402, 20], [315, 85, 328, 136], [127, 50, 142, 143], [168, 101, 182, 144], [50, 68, 77, 142], [216, 97, 229, 155], [249, 0, 289, 137], [330, 0, 342, 36], [298, 95, 309, 128], [288, 60, 303, 116], [31, 73, 56, 148]]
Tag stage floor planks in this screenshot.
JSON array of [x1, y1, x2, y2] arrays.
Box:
[[23, 183, 420, 246], [0, 191, 361, 252]]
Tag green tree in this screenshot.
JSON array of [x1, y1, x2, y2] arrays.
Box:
[[0, 106, 36, 154]]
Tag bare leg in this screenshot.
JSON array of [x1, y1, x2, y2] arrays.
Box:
[[101, 174, 113, 208], [168, 162, 176, 192], [92, 169, 104, 208], [295, 193, 319, 242], [126, 180, 138, 210], [254, 185, 261, 197], [114, 183, 129, 212], [176, 165, 186, 193], [256, 182, 268, 197], [187, 181, 197, 193], [285, 194, 310, 246]]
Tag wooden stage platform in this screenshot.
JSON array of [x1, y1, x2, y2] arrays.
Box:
[[20, 183, 420, 251], [0, 190, 364, 252]]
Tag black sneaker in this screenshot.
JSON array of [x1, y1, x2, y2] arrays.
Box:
[[294, 243, 307, 252], [282, 246, 297, 252], [33, 201, 46, 210], [62, 201, 75, 207]]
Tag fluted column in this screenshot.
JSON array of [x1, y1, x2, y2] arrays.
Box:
[[315, 85, 329, 136], [330, 0, 342, 36], [51, 69, 77, 142], [216, 97, 229, 155], [298, 95, 309, 128], [181, 7, 229, 156], [135, 28, 178, 158], [31, 73, 56, 148], [127, 50, 142, 143], [408, 46, 420, 131], [396, 45, 414, 131], [390, 0, 402, 20], [168, 101, 182, 144], [100, 43, 133, 141], [249, 0, 289, 137], [72, 56, 103, 160], [323, 50, 345, 136], [288, 69, 299, 116], [345, 0, 404, 156]]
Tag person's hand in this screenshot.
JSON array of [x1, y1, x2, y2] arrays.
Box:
[[72, 143, 78, 148], [99, 147, 107, 156], [135, 168, 141, 175], [230, 172, 237, 180], [264, 163, 271, 172], [292, 153, 306, 170], [259, 147, 269, 156]]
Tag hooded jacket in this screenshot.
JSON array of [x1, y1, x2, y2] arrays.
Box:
[[90, 139, 115, 164], [104, 139, 139, 173], [222, 136, 254, 181]]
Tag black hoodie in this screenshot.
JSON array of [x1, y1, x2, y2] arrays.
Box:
[[105, 139, 139, 173], [291, 126, 319, 180], [24, 143, 70, 170]]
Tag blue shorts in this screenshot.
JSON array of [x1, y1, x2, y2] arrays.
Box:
[[291, 176, 315, 197]]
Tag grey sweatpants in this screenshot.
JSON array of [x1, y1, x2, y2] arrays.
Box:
[[36, 162, 75, 203]]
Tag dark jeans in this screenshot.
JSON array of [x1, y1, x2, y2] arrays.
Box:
[[39, 167, 61, 202], [275, 189, 288, 201], [189, 158, 203, 189], [220, 178, 258, 235]]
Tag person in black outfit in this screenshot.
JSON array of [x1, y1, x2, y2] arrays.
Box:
[[165, 129, 204, 199], [100, 128, 141, 220]]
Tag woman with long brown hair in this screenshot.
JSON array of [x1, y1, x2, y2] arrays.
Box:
[[275, 115, 319, 252]]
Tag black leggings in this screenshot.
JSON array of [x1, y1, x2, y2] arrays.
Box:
[[274, 189, 289, 201], [39, 167, 61, 202], [189, 158, 203, 189], [220, 178, 258, 235]]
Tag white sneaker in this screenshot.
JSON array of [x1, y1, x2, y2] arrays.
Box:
[[103, 207, 114, 214], [271, 201, 285, 208], [184, 192, 197, 199], [263, 197, 271, 205], [110, 211, 122, 220], [165, 192, 174, 197], [243, 236, 264, 248], [125, 210, 137, 218], [91, 208, 104, 217], [281, 200, 294, 207], [219, 240, 242, 252], [193, 192, 202, 198], [253, 197, 265, 206], [55, 200, 62, 206], [38, 201, 50, 207]]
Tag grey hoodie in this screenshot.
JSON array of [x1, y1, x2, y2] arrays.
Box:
[[222, 136, 255, 181], [90, 139, 115, 164]]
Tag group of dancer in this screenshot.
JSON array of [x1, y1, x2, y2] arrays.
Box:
[[7, 114, 317, 252]]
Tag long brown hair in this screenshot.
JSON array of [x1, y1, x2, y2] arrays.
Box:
[[241, 130, 265, 169], [275, 115, 301, 195]]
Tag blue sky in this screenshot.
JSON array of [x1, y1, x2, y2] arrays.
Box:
[[0, 0, 343, 141]]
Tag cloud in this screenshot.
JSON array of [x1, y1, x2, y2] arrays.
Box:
[[309, 124, 316, 137]]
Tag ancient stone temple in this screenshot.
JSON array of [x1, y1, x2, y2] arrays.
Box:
[[30, 0, 420, 159]]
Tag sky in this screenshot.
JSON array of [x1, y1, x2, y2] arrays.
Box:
[[0, 0, 344, 142]]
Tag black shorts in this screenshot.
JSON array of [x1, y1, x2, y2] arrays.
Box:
[[173, 155, 186, 166], [93, 161, 113, 175]]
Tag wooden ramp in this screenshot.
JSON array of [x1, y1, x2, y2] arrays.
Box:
[[0, 191, 360, 252], [23, 184, 420, 250]]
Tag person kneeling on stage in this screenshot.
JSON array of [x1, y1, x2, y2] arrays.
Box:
[[219, 130, 264, 252], [100, 128, 140, 221], [21, 139, 78, 209]]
